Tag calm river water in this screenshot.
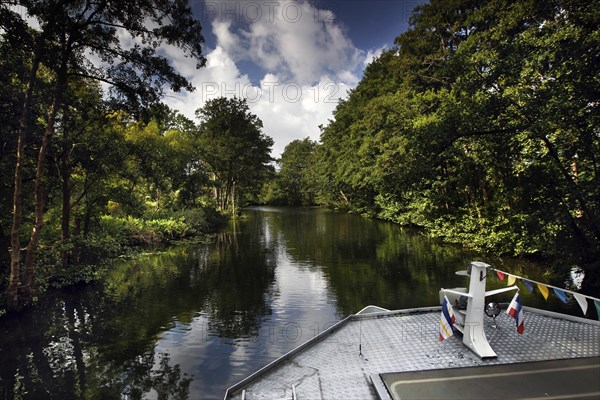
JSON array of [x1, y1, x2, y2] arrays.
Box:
[[0, 207, 589, 399]]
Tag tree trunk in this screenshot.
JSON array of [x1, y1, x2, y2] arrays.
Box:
[[7, 50, 41, 310], [22, 53, 68, 297], [339, 190, 350, 205], [231, 179, 236, 216], [83, 198, 92, 237], [22, 99, 61, 296], [224, 179, 231, 213], [61, 113, 71, 269]]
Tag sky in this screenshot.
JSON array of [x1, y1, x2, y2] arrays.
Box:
[[161, 0, 425, 158]]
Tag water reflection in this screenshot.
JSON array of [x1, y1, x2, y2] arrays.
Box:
[[0, 288, 193, 400], [262, 207, 478, 314], [0, 207, 594, 399]]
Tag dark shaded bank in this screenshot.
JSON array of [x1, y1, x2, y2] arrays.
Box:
[[256, 204, 600, 296], [0, 207, 227, 316]]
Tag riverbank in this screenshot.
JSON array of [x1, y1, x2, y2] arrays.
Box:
[[0, 207, 228, 316], [317, 205, 600, 285]]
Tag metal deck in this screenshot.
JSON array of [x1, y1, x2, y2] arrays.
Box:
[[224, 306, 600, 400]]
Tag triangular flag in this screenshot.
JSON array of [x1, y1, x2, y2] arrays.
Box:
[[507, 275, 517, 286], [573, 293, 588, 315], [496, 271, 505, 281], [537, 283, 549, 300], [523, 280, 534, 293], [440, 295, 456, 341], [595, 300, 600, 321], [553, 288, 568, 303], [507, 292, 525, 334]]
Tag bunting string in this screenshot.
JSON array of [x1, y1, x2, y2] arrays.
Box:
[[490, 267, 600, 318]]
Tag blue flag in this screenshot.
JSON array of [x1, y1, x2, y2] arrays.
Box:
[[523, 280, 534, 294], [553, 288, 568, 304]]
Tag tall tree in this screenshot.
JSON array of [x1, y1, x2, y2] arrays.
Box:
[[4, 0, 206, 309], [0, 17, 32, 272], [163, 112, 209, 208], [195, 97, 273, 214], [277, 138, 318, 206]]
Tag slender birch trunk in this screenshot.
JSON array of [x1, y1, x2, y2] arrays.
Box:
[[61, 110, 71, 268], [7, 51, 41, 310], [22, 46, 69, 297]]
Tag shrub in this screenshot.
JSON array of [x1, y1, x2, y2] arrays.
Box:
[[98, 207, 225, 246]]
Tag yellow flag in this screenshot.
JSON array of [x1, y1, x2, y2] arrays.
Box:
[[537, 283, 549, 300], [507, 275, 517, 286]]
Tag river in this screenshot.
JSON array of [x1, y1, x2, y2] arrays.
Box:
[[0, 207, 588, 399]]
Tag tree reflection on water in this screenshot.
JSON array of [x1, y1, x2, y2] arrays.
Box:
[[0, 207, 589, 399]]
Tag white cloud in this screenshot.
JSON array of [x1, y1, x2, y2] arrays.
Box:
[[162, 44, 252, 119], [162, 0, 378, 158], [212, 20, 240, 56], [251, 78, 350, 157], [364, 46, 387, 67], [234, 1, 363, 85]]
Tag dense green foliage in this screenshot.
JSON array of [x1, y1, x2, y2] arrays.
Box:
[[262, 138, 318, 206], [3, 0, 598, 312], [196, 97, 274, 214], [266, 0, 600, 260], [0, 2, 272, 311]]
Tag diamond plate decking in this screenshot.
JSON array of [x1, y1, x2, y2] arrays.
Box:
[[225, 307, 600, 400]]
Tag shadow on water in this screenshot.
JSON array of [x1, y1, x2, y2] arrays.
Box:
[[0, 207, 596, 399], [0, 283, 193, 400], [0, 224, 277, 399]]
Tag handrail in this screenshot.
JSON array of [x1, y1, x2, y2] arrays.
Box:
[[485, 286, 519, 297]]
